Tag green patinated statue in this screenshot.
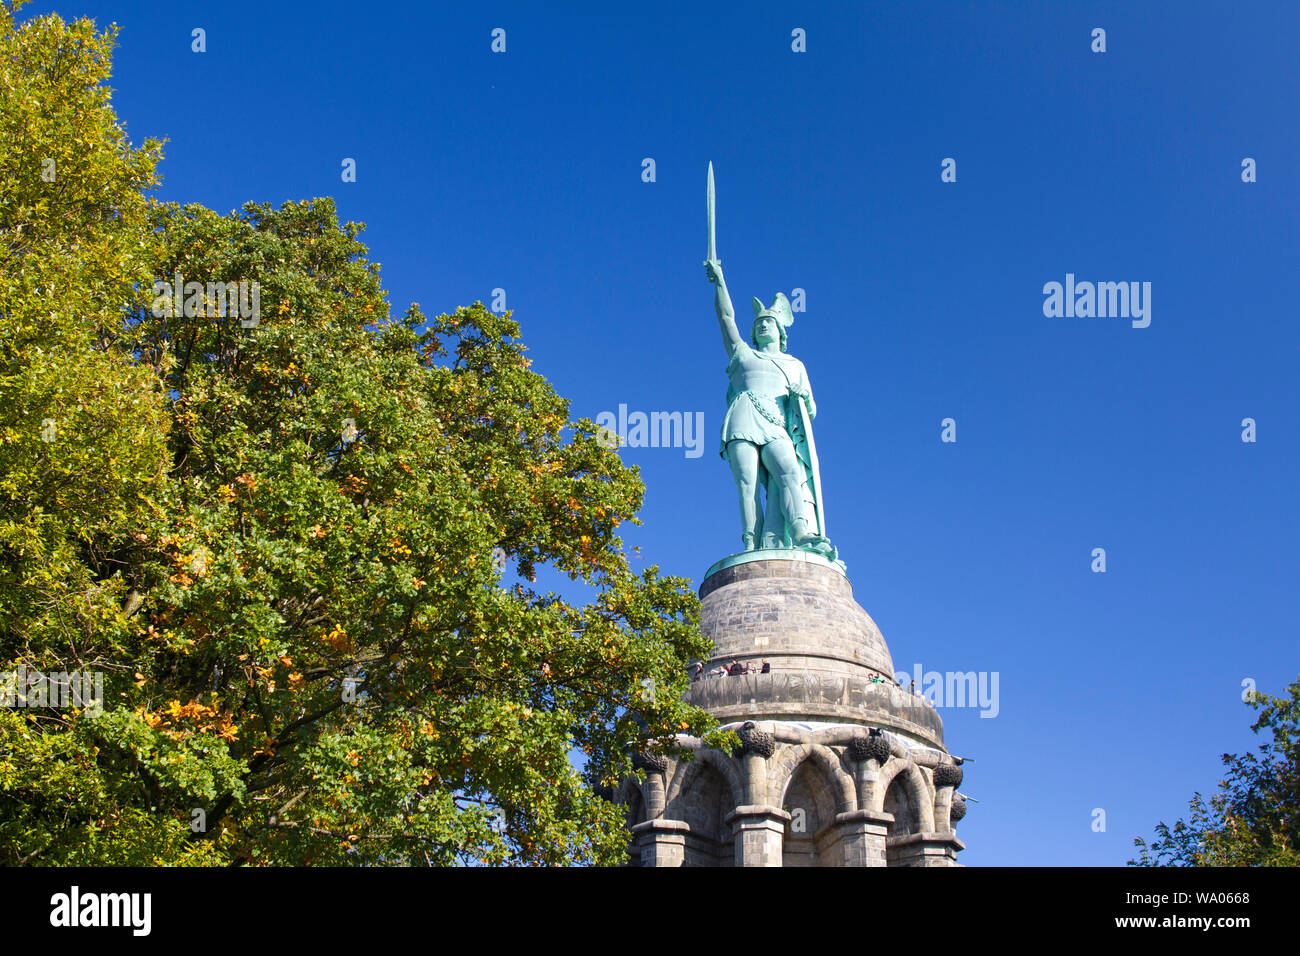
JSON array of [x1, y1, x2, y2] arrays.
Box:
[[704, 163, 837, 562]]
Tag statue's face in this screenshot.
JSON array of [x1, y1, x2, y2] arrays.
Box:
[[753, 315, 779, 346]]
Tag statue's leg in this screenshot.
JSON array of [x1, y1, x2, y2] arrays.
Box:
[[762, 439, 836, 557], [726, 440, 762, 550], [761, 438, 823, 548], [762, 467, 785, 548]]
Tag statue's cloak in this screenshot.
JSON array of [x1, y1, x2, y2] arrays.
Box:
[[784, 389, 827, 537], [751, 350, 827, 541]]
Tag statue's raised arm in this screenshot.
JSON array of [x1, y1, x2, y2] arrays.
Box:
[[706, 258, 743, 355]]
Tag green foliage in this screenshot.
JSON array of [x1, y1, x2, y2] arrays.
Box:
[[0, 4, 714, 866], [0, 2, 181, 863], [0, 708, 230, 865], [0, 1, 167, 645], [1131, 676, 1300, 867]]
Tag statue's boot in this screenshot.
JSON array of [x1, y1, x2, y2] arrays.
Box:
[[802, 535, 837, 561], [790, 518, 837, 561]]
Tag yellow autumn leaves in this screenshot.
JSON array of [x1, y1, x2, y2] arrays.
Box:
[[323, 626, 350, 653], [137, 699, 238, 742]]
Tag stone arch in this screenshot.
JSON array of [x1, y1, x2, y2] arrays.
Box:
[[769, 743, 856, 813], [663, 749, 741, 867], [664, 747, 744, 805], [780, 760, 835, 866], [882, 770, 918, 835], [871, 758, 933, 823], [879, 760, 934, 866], [872, 755, 907, 803], [912, 766, 935, 832], [769, 744, 856, 868]]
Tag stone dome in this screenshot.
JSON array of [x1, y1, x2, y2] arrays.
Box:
[[683, 552, 945, 748]]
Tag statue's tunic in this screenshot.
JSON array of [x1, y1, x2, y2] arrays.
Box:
[[718, 341, 811, 459]]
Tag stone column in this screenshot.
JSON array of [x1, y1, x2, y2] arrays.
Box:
[[724, 721, 783, 866], [643, 773, 666, 819], [933, 787, 953, 833], [632, 751, 669, 818], [630, 819, 690, 867], [741, 752, 769, 805], [826, 809, 893, 867], [887, 832, 965, 867], [726, 805, 790, 867], [847, 731, 892, 811], [931, 761, 964, 834]]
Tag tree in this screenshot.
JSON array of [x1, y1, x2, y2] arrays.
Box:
[[114, 197, 717, 865], [1130, 676, 1300, 867], [0, 2, 167, 640], [0, 4, 717, 865], [0, 3, 207, 864]]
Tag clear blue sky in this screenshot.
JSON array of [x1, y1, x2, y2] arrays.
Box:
[[30, 0, 1299, 865]]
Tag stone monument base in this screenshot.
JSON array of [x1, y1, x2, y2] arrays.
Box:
[[620, 555, 968, 867]]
